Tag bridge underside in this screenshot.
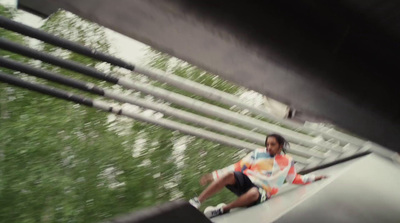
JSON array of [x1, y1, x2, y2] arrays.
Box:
[[18, 0, 400, 152]]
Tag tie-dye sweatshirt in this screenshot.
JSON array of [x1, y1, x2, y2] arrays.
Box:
[[212, 148, 316, 198]]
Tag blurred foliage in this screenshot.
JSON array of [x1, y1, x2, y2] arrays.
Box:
[[0, 7, 252, 223]]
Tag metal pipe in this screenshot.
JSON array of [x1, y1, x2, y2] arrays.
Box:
[[0, 15, 366, 147], [0, 71, 262, 151], [0, 56, 323, 159], [0, 15, 134, 70], [0, 38, 342, 153], [0, 71, 313, 165]]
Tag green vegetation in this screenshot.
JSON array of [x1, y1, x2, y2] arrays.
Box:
[[0, 8, 253, 223]]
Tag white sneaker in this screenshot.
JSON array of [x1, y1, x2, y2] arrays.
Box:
[[189, 197, 201, 209], [204, 203, 227, 218]]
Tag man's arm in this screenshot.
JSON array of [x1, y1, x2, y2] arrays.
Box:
[[199, 151, 255, 186], [286, 160, 327, 184], [200, 173, 214, 186]]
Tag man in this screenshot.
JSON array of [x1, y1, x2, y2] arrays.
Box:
[[189, 134, 327, 218]]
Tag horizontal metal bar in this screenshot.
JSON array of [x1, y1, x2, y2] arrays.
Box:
[[2, 57, 332, 160], [0, 15, 369, 148], [0, 38, 119, 83], [0, 38, 344, 153], [0, 71, 260, 151], [0, 15, 135, 70]]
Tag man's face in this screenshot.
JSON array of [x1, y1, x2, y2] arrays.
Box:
[[266, 137, 282, 156]]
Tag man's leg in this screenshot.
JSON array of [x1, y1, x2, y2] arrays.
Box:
[[198, 172, 236, 203], [223, 187, 260, 213]]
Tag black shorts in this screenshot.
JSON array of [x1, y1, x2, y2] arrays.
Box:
[[226, 171, 268, 206]]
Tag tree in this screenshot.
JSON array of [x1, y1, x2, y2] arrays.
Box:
[[1, 8, 253, 223], [1, 9, 129, 222]]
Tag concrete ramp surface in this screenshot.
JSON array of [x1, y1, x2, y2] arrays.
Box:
[[214, 154, 400, 223]]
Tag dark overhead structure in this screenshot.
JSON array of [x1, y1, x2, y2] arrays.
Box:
[[17, 0, 400, 152]]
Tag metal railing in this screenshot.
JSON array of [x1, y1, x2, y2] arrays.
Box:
[[0, 15, 379, 172]]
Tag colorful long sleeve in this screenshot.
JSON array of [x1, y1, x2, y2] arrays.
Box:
[[212, 151, 255, 180], [211, 148, 317, 198], [286, 160, 315, 184]]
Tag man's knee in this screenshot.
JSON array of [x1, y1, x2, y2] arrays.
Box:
[[248, 187, 260, 202]]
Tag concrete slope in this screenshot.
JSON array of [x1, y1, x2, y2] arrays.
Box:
[[214, 154, 399, 223]]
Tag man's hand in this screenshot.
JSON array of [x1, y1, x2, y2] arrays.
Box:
[[315, 175, 328, 181], [200, 173, 214, 186]]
